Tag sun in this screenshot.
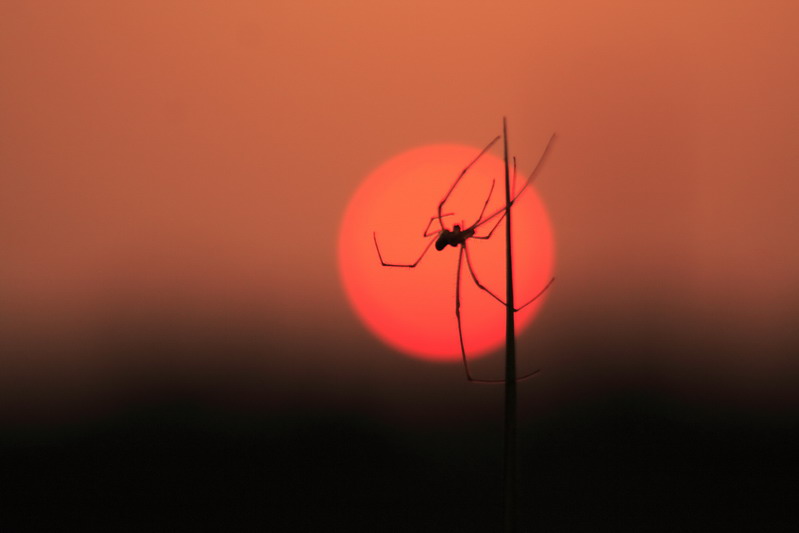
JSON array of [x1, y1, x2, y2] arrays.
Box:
[[338, 143, 554, 363]]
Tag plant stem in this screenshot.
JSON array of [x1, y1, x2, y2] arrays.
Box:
[[502, 117, 517, 533]]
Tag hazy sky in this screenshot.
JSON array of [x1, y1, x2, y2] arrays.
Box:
[[1, 1, 797, 422]]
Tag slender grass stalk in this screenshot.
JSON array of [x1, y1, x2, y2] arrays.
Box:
[[502, 117, 517, 532]]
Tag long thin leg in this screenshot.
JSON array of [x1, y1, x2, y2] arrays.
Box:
[[463, 242, 556, 312], [514, 277, 556, 312], [472, 183, 526, 232], [512, 156, 517, 197], [463, 242, 506, 306], [456, 246, 541, 384], [471, 179, 495, 228], [473, 158, 511, 238], [437, 135, 501, 230], [470, 182, 527, 232], [456, 247, 498, 383], [472, 209, 505, 240], [470, 158, 510, 239], [472, 133, 556, 233], [513, 132, 556, 200], [373, 232, 436, 268], [423, 213, 454, 237]]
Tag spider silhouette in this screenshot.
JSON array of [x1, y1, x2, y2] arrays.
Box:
[[373, 134, 555, 383]]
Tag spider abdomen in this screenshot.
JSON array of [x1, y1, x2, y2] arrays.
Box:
[[435, 227, 474, 251]]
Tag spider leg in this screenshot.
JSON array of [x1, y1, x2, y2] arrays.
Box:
[[514, 277, 556, 312], [471, 179, 496, 228], [437, 135, 501, 230], [456, 247, 487, 382], [464, 242, 556, 312], [463, 242, 506, 306], [512, 156, 517, 197], [470, 183, 526, 233], [473, 201, 512, 232], [373, 232, 436, 268], [472, 209, 505, 240], [472, 133, 557, 232], [423, 213, 454, 237], [470, 157, 510, 238], [456, 246, 517, 384], [516, 368, 543, 382], [512, 132, 556, 200], [472, 184, 525, 231]]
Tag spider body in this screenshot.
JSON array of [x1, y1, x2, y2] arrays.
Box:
[[435, 225, 474, 250]]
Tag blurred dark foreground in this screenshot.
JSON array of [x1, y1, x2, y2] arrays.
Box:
[[2, 386, 796, 533]]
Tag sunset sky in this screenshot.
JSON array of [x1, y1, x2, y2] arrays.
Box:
[[2, 2, 797, 529]]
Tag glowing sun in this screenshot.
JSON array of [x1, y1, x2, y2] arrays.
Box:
[[338, 142, 554, 363]]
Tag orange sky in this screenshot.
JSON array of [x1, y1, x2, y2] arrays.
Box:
[[1, 1, 797, 419]]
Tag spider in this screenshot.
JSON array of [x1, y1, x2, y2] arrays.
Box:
[[372, 134, 556, 383]]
